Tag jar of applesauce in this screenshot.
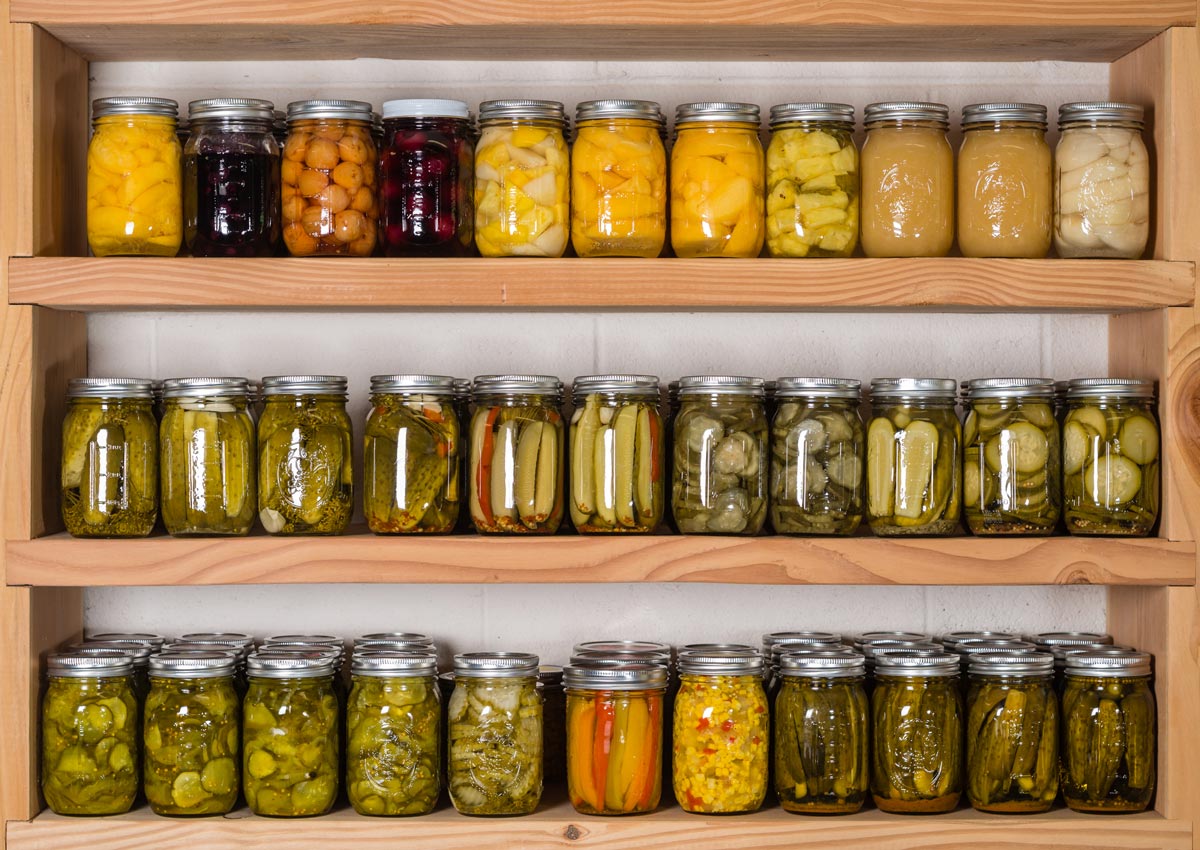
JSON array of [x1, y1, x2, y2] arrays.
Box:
[[861, 102, 954, 258], [957, 103, 1052, 258]]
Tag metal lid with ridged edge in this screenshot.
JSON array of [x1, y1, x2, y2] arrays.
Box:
[[675, 102, 760, 126], [778, 651, 865, 678], [1065, 378, 1156, 400], [87, 631, 165, 649], [969, 651, 1055, 677], [859, 641, 941, 660], [92, 96, 178, 119], [1058, 102, 1144, 130], [853, 631, 933, 648], [178, 632, 255, 648], [188, 98, 275, 123], [1065, 649, 1152, 678], [479, 99, 567, 125], [953, 639, 1037, 656], [261, 376, 348, 397], [575, 99, 664, 124], [677, 376, 765, 398], [246, 650, 337, 678], [961, 102, 1048, 128], [869, 378, 958, 401], [68, 378, 154, 400], [69, 642, 152, 667], [564, 660, 669, 691], [351, 649, 438, 677], [471, 374, 563, 396], [769, 102, 855, 128], [1031, 631, 1114, 649], [161, 643, 243, 660], [382, 99, 470, 120], [864, 101, 950, 129], [868, 647, 944, 666], [677, 647, 763, 676], [453, 652, 540, 678], [941, 630, 1020, 648], [355, 632, 435, 648], [453, 378, 472, 400], [47, 650, 134, 678], [571, 375, 661, 398], [162, 377, 251, 399], [763, 632, 844, 658], [1052, 644, 1132, 667], [874, 650, 960, 678], [965, 378, 1055, 401], [286, 99, 374, 123], [773, 378, 861, 400], [573, 640, 672, 657], [149, 651, 237, 678], [264, 633, 342, 646], [369, 375, 457, 396], [570, 650, 674, 666]]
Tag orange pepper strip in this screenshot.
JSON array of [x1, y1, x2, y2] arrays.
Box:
[[567, 698, 598, 811], [476, 408, 499, 525], [593, 695, 615, 809], [638, 694, 662, 810], [423, 405, 445, 423]]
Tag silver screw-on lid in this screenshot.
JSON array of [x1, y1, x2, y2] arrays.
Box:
[[874, 650, 960, 677], [773, 378, 861, 400], [369, 375, 457, 396], [47, 650, 134, 678], [869, 378, 958, 400], [1032, 631, 1114, 649], [69, 643, 152, 667], [479, 99, 567, 125], [381, 99, 470, 120], [1065, 649, 1152, 678], [188, 98, 275, 123], [149, 651, 237, 678], [162, 377, 251, 399], [178, 632, 255, 648], [678, 376, 765, 398], [675, 102, 760, 125], [351, 650, 438, 677], [769, 102, 855, 128], [575, 99, 664, 124], [941, 630, 1019, 648], [778, 651, 865, 678], [453, 652, 540, 678], [1058, 102, 1144, 130], [864, 102, 950, 128], [677, 647, 763, 676], [355, 632, 435, 648], [563, 660, 669, 691], [969, 651, 1055, 677], [471, 374, 563, 396], [264, 633, 342, 646], [261, 376, 348, 396], [246, 650, 337, 678], [287, 99, 374, 122], [88, 632, 165, 649], [68, 378, 155, 400], [571, 375, 661, 398], [573, 640, 671, 656], [965, 378, 1055, 400], [854, 631, 933, 648], [1066, 378, 1156, 399], [860, 641, 941, 659], [93, 96, 178, 119], [961, 102, 1048, 128], [953, 639, 1037, 656]]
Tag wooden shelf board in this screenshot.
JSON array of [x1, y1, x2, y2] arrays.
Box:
[[8, 257, 1195, 312]]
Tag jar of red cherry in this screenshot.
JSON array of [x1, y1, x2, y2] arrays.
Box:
[[380, 99, 475, 257]]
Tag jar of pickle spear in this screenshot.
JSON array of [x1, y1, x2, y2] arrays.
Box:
[[762, 632, 845, 696], [469, 375, 564, 534], [866, 378, 961, 536], [160, 377, 257, 536], [42, 651, 140, 815], [673, 376, 769, 535], [1061, 650, 1156, 813], [1032, 631, 1115, 690], [770, 377, 864, 535], [364, 375, 460, 534], [1063, 379, 1159, 535], [570, 375, 665, 533], [61, 378, 158, 538], [257, 375, 353, 535], [963, 378, 1060, 536]]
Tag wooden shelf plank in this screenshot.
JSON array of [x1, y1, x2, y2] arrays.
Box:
[[8, 257, 1195, 312], [5, 532, 1194, 587]]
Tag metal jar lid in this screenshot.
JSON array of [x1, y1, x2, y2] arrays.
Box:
[[779, 652, 865, 678], [1065, 649, 1152, 678], [162, 642, 243, 659], [68, 378, 155, 400], [868, 646, 944, 665], [969, 652, 1054, 677], [1058, 102, 1144, 130], [941, 630, 1019, 648], [773, 378, 861, 401], [1065, 378, 1156, 400], [677, 376, 765, 398], [47, 650, 134, 678], [869, 378, 958, 401], [769, 102, 855, 128], [471, 374, 563, 396], [570, 649, 673, 666], [262, 643, 343, 659], [860, 641, 940, 659], [576, 99, 664, 124], [88, 631, 165, 649], [93, 96, 179, 119], [1032, 631, 1114, 648], [351, 650, 438, 677], [162, 377, 251, 399], [369, 375, 457, 396], [573, 640, 671, 657], [675, 102, 760, 126], [355, 632, 435, 648], [149, 651, 237, 678], [564, 660, 669, 691], [571, 375, 661, 398], [953, 639, 1037, 656], [70, 643, 152, 667], [265, 633, 342, 646], [864, 102, 950, 129], [961, 102, 1048, 128], [854, 630, 933, 648], [453, 652, 540, 678], [261, 376, 348, 397], [286, 99, 374, 123], [453, 378, 472, 399], [246, 651, 336, 678], [874, 650, 960, 677], [178, 632, 255, 647], [188, 98, 275, 123], [965, 378, 1055, 401], [382, 99, 470, 120], [479, 99, 566, 125], [677, 648, 763, 676], [763, 631, 843, 650]]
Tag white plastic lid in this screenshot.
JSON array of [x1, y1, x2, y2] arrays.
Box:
[[382, 99, 470, 119]]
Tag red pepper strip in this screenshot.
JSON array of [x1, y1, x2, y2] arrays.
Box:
[[648, 414, 662, 482], [593, 697, 615, 806], [476, 408, 499, 525], [638, 694, 662, 809]]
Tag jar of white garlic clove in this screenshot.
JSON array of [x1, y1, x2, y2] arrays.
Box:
[[1053, 102, 1149, 259]]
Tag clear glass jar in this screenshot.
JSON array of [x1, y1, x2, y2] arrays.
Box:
[[61, 378, 158, 538], [468, 375, 564, 534], [475, 100, 570, 257], [761, 631, 845, 697], [672, 376, 768, 535], [87, 97, 182, 257], [765, 103, 859, 258], [1032, 631, 1115, 690], [1062, 379, 1159, 535], [963, 378, 1060, 535], [379, 99, 475, 257], [281, 100, 378, 257], [1054, 102, 1150, 259], [570, 374, 665, 533], [860, 102, 954, 258], [770, 378, 864, 535], [671, 102, 764, 258], [571, 100, 668, 258], [957, 103, 1052, 258], [160, 377, 257, 536], [71, 641, 153, 705], [257, 376, 353, 535]]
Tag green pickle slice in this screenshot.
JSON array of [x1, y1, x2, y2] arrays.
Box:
[[448, 678, 543, 815], [347, 676, 441, 816]]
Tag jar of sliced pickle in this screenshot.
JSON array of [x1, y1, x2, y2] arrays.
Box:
[[673, 376, 768, 535], [1063, 379, 1159, 535], [72, 641, 153, 705], [448, 652, 543, 815], [866, 378, 962, 536], [765, 103, 858, 258], [963, 378, 1060, 536], [160, 377, 257, 536], [61, 378, 158, 538], [570, 375, 665, 533], [469, 375, 564, 534], [363, 375, 460, 534]]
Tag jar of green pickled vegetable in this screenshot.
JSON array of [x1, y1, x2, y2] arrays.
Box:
[[673, 376, 768, 535], [448, 652, 543, 815], [61, 378, 158, 538], [570, 375, 665, 533], [243, 651, 340, 817], [161, 377, 257, 537], [866, 378, 962, 536], [966, 653, 1058, 813], [346, 650, 441, 816], [469, 376, 564, 534], [71, 641, 153, 703], [42, 651, 139, 815], [1032, 632, 1115, 691], [257, 375, 353, 535], [770, 378, 864, 535], [1063, 379, 1159, 535]]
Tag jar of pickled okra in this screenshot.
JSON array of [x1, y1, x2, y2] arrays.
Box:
[[468, 375, 564, 534], [866, 378, 962, 536], [61, 378, 158, 538], [1061, 650, 1156, 813], [364, 374, 461, 534], [42, 651, 139, 815], [257, 375, 353, 535], [448, 652, 543, 815], [1063, 379, 1159, 535]]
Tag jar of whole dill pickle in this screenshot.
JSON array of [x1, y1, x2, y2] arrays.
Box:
[[1032, 631, 1116, 690], [761, 632, 845, 696], [61, 378, 158, 538]]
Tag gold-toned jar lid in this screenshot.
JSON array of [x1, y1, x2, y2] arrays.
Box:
[[92, 96, 178, 119]]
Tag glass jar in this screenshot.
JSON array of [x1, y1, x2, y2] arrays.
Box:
[[41, 651, 139, 815], [770, 378, 864, 535], [160, 377, 257, 536], [1032, 631, 1115, 690], [670, 102, 764, 258], [468, 375, 564, 533], [860, 102, 954, 258], [281, 99, 378, 257], [379, 99, 475, 257], [1061, 650, 1156, 812], [346, 650, 441, 816], [866, 378, 961, 536], [364, 375, 461, 534], [1054, 102, 1150, 259], [672, 376, 769, 535], [762, 632, 845, 698], [475, 100, 570, 257], [963, 378, 1061, 535], [448, 652, 543, 815], [765, 103, 859, 258], [570, 99, 668, 258], [540, 666, 567, 787], [570, 375, 665, 533], [71, 641, 153, 704], [1063, 379, 1159, 535], [453, 378, 475, 532], [61, 378, 158, 538], [87, 96, 182, 257], [564, 660, 668, 815], [257, 375, 353, 535]]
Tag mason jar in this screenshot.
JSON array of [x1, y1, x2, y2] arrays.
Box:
[[1032, 631, 1115, 689], [71, 641, 153, 704], [761, 631, 845, 697]]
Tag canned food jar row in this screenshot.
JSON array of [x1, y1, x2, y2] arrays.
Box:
[[87, 96, 1148, 261]]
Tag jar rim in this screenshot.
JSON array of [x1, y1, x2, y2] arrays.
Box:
[[68, 378, 155, 400], [47, 651, 134, 678], [188, 98, 275, 123], [92, 96, 178, 119], [1066, 378, 1155, 399], [769, 102, 854, 127], [774, 377, 861, 400], [1058, 101, 1144, 129], [961, 102, 1047, 128], [575, 99, 665, 124], [286, 99, 374, 122], [675, 102, 760, 125], [261, 375, 348, 396], [382, 98, 470, 119], [150, 651, 238, 678], [453, 651, 540, 677], [864, 101, 949, 128]]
